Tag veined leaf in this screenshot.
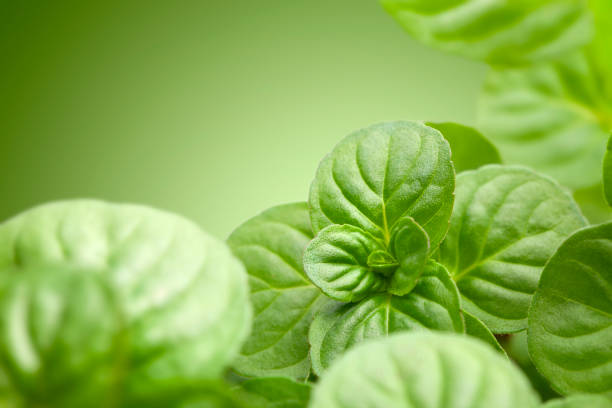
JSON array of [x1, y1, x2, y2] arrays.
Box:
[[237, 377, 311, 408], [439, 165, 586, 333], [309, 262, 463, 374], [479, 52, 612, 190], [389, 216, 430, 296], [0, 200, 251, 405], [528, 222, 612, 398], [309, 332, 540, 408], [462, 310, 506, 356], [604, 135, 612, 206], [303, 225, 388, 302], [228, 203, 325, 380], [309, 121, 454, 252], [380, 0, 592, 66], [426, 122, 501, 173], [542, 394, 612, 408]]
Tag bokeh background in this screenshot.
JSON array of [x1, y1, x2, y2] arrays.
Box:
[[0, 0, 486, 239]]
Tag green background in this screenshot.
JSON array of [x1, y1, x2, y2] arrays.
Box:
[[0, 0, 485, 239]]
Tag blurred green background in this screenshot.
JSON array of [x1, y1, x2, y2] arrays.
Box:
[[0, 0, 485, 239]]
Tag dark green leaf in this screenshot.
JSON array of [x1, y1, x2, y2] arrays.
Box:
[[439, 165, 586, 333], [236, 377, 311, 408], [528, 222, 612, 398], [426, 122, 501, 172], [462, 310, 506, 355], [227, 203, 324, 380], [310, 332, 540, 408]]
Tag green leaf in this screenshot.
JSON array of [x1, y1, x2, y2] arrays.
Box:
[[0, 200, 251, 405], [389, 216, 430, 296], [479, 52, 612, 190], [604, 135, 612, 206], [309, 332, 540, 408], [309, 121, 454, 252], [590, 0, 612, 98], [542, 394, 612, 408], [380, 0, 592, 66], [528, 222, 612, 398], [573, 183, 612, 224], [236, 377, 311, 408], [303, 225, 388, 302], [426, 122, 501, 173], [227, 203, 325, 380], [309, 262, 464, 374], [461, 310, 506, 356], [0, 268, 122, 407], [439, 165, 586, 333]]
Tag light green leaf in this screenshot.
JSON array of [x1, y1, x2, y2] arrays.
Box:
[[426, 122, 501, 172], [439, 165, 586, 333], [303, 225, 388, 302], [528, 222, 612, 398], [227, 203, 325, 380], [309, 121, 454, 251], [462, 310, 506, 356], [604, 135, 612, 206], [309, 262, 464, 374], [0, 200, 251, 405], [380, 0, 592, 66], [590, 0, 612, 98], [237, 377, 311, 408], [0, 268, 122, 407], [309, 332, 540, 408], [542, 394, 612, 408], [479, 52, 612, 190], [389, 216, 430, 296]]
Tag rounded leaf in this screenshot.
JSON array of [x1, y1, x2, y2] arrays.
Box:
[[381, 0, 592, 66], [479, 53, 611, 190], [227, 203, 324, 380], [439, 165, 586, 333], [303, 225, 387, 302], [309, 332, 540, 408], [528, 222, 612, 398], [0, 200, 251, 404], [389, 216, 430, 296], [309, 121, 454, 251], [309, 262, 463, 373], [426, 122, 501, 173]]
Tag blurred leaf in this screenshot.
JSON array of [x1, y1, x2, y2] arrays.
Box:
[[590, 0, 612, 98], [528, 222, 612, 398], [310, 332, 540, 408], [228, 203, 324, 380], [426, 122, 501, 172], [604, 136, 612, 206], [573, 183, 612, 223], [439, 165, 587, 333], [479, 52, 612, 190], [542, 394, 612, 408], [381, 0, 592, 66]]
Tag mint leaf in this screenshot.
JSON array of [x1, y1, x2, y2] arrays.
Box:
[[426, 122, 501, 173], [542, 395, 612, 408], [479, 52, 612, 190], [303, 225, 388, 302], [528, 222, 612, 398], [227, 203, 325, 380], [309, 121, 454, 252], [605, 136, 612, 207], [389, 216, 430, 296], [0, 200, 251, 405], [439, 165, 586, 333], [309, 262, 463, 373], [310, 332, 540, 408], [236, 377, 311, 408], [380, 0, 592, 66], [462, 310, 506, 356]]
